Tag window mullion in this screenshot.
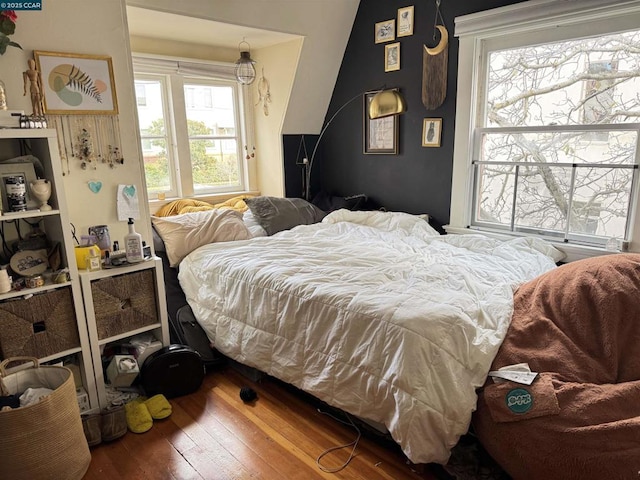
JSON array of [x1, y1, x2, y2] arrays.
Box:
[[564, 165, 578, 242], [169, 74, 193, 197], [510, 165, 519, 232]]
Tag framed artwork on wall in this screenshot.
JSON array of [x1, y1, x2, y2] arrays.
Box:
[[364, 91, 399, 154], [34, 51, 119, 115], [397, 6, 414, 37], [385, 42, 401, 72], [375, 19, 396, 43], [422, 118, 442, 147]]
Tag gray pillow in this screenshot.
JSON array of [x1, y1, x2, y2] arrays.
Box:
[[245, 196, 327, 235]]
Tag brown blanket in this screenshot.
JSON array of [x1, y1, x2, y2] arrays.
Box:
[[473, 253, 640, 480]]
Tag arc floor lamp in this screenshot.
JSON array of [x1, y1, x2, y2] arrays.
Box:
[[303, 88, 407, 201]]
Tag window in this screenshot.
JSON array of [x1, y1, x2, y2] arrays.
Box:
[[133, 56, 248, 199], [451, 0, 640, 254]]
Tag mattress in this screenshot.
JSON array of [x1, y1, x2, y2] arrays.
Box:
[[178, 210, 561, 464]]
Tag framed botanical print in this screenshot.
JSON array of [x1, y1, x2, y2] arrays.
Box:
[[422, 118, 442, 147], [34, 51, 118, 114], [385, 42, 400, 72], [364, 91, 399, 154], [397, 6, 414, 37], [375, 19, 396, 43]]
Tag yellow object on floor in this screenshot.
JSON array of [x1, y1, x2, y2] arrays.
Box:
[[125, 398, 153, 433], [145, 394, 172, 420]]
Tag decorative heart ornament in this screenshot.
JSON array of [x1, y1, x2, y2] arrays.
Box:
[[88, 181, 102, 193], [123, 185, 136, 197]]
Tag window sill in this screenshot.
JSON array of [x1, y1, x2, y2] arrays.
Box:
[[443, 225, 634, 263], [148, 190, 261, 215]]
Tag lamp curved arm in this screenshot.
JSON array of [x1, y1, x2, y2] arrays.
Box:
[[304, 87, 406, 201], [305, 91, 372, 201]]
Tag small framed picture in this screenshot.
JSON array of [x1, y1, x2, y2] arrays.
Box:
[[364, 90, 399, 154], [375, 19, 395, 44], [385, 42, 400, 72], [397, 6, 414, 37], [422, 118, 442, 147]]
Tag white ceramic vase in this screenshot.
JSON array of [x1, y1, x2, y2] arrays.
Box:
[[30, 178, 52, 211]]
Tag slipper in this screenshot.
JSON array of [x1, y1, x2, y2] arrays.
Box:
[[125, 399, 153, 433], [144, 394, 172, 420]]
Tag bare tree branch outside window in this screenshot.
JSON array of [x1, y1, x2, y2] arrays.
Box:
[[474, 30, 640, 243]]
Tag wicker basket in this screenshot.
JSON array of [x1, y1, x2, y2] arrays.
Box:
[[0, 357, 91, 480], [0, 287, 79, 359], [92, 268, 158, 340]]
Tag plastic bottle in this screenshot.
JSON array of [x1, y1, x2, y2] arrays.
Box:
[[124, 218, 144, 263]]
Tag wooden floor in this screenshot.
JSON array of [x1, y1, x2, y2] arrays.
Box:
[[83, 366, 443, 480]]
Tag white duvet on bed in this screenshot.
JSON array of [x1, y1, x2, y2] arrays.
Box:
[[178, 210, 561, 464]]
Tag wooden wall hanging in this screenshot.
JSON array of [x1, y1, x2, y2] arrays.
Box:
[[422, 0, 448, 110]]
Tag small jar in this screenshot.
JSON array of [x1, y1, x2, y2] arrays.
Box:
[[26, 274, 45, 289]]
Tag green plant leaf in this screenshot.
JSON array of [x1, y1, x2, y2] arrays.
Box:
[[0, 18, 15, 36], [0, 34, 8, 54], [8, 40, 21, 49]]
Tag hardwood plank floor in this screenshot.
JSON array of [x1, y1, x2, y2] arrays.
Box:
[[83, 366, 445, 480]]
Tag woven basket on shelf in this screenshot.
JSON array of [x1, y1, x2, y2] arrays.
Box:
[[0, 357, 91, 480], [0, 288, 79, 358], [91, 268, 158, 340]]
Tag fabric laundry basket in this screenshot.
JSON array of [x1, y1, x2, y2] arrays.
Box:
[[0, 357, 91, 480]]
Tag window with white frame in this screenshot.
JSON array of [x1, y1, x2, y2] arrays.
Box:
[[450, 0, 640, 252], [133, 56, 248, 199]]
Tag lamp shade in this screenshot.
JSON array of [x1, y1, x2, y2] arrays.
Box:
[[235, 42, 256, 85], [369, 89, 407, 119]]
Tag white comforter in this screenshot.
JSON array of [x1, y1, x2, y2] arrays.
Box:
[[178, 210, 561, 464]]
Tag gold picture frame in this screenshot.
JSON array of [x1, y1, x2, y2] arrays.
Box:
[[375, 19, 396, 44], [422, 118, 442, 147], [34, 51, 118, 115], [364, 90, 399, 154], [397, 6, 414, 37], [385, 42, 401, 72]]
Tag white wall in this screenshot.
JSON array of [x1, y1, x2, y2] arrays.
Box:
[[2, 0, 150, 246], [252, 39, 304, 196]]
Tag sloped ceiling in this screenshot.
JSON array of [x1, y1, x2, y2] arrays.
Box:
[[126, 6, 298, 49], [126, 0, 360, 134]]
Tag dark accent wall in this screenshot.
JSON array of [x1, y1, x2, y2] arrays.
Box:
[[284, 0, 526, 226]]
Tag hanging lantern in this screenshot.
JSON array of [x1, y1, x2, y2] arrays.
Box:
[[235, 39, 256, 85]]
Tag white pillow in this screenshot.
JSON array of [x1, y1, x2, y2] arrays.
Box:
[[242, 210, 268, 237], [151, 209, 251, 267], [323, 209, 439, 237]]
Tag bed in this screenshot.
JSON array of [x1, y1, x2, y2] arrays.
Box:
[[160, 202, 563, 465]]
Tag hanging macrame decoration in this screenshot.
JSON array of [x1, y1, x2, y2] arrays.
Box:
[[255, 68, 271, 116], [422, 0, 448, 110]]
